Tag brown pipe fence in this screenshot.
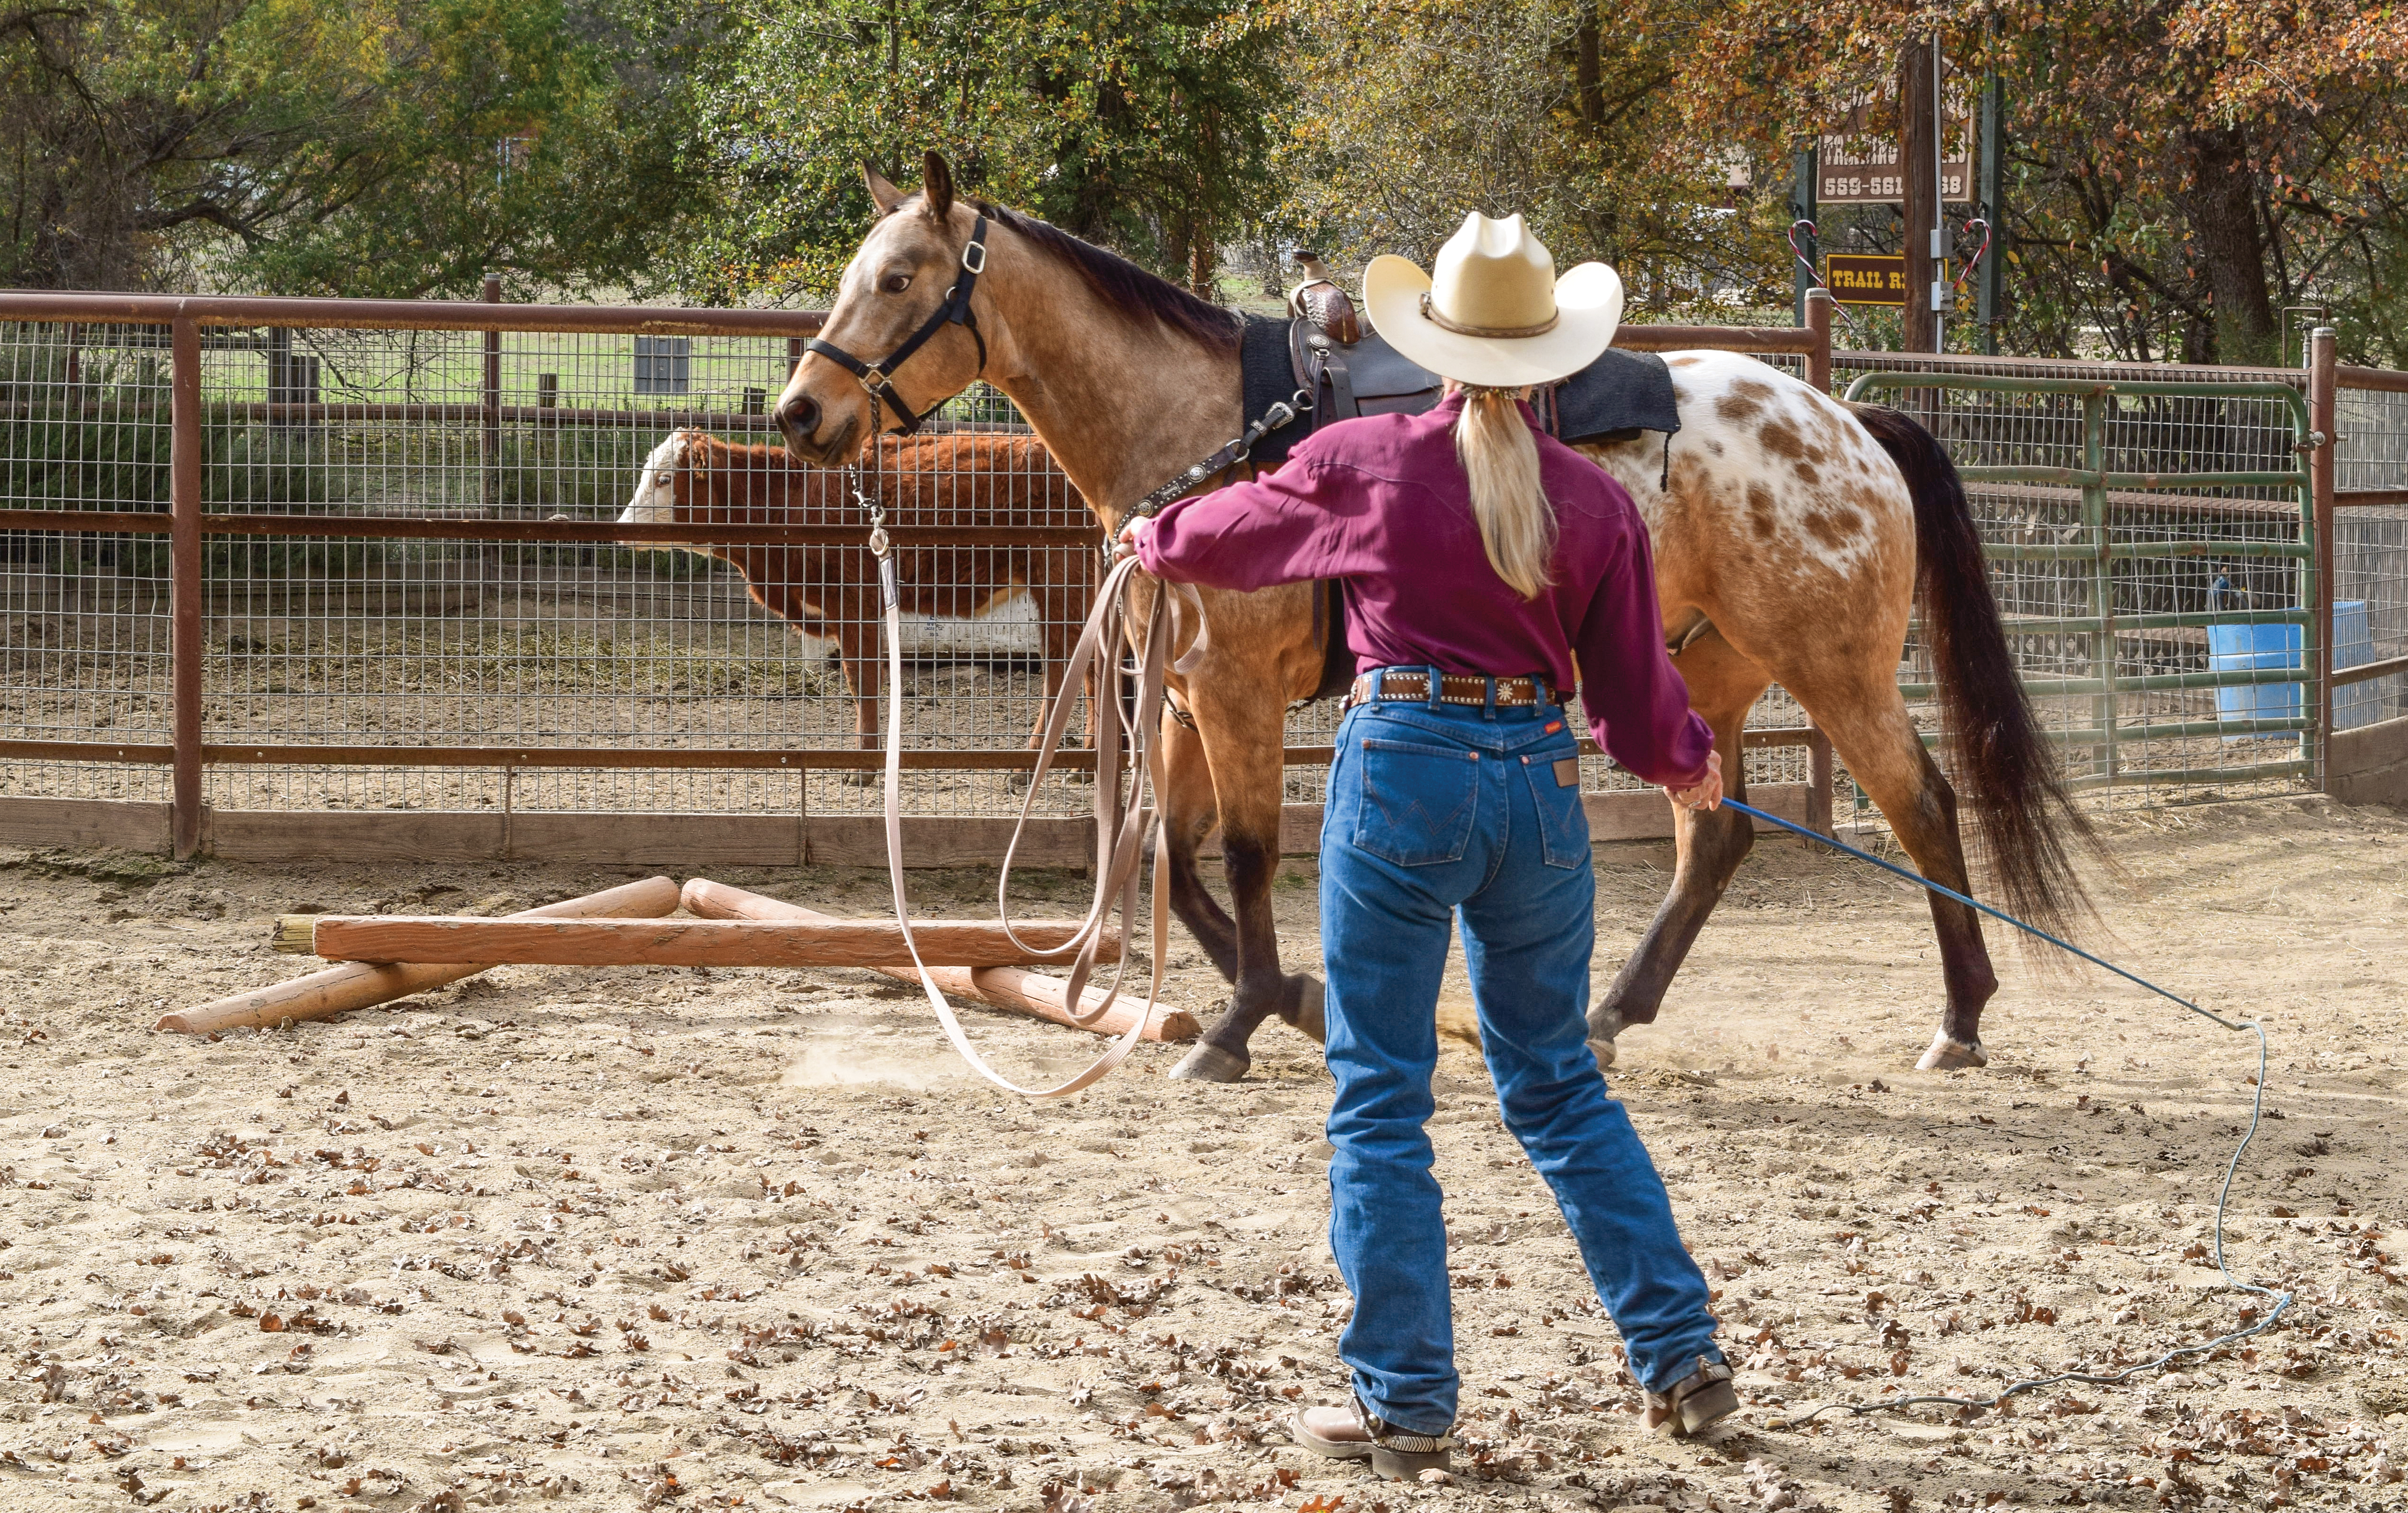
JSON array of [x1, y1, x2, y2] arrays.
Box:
[[2, 287, 2403, 865]]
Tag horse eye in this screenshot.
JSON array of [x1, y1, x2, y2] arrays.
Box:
[[882, 273, 912, 294]]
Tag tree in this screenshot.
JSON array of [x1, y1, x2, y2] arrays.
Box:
[[0, 0, 707, 297], [1663, 0, 2408, 363], [1267, 0, 1791, 315], [671, 0, 1288, 302]]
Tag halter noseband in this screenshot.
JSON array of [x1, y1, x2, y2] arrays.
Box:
[[803, 214, 991, 437]]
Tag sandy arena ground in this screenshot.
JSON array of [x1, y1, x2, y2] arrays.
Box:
[[3, 795, 2407, 1513]]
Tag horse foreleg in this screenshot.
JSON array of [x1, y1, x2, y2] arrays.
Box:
[[1591, 634, 1768, 1066], [1155, 707, 1239, 981], [1167, 688, 1317, 1083], [1805, 681, 1998, 1071]]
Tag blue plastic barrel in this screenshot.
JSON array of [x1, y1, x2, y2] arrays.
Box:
[[2208, 622, 2302, 732]]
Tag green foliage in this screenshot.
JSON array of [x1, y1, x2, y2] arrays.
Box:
[[0, 0, 708, 297], [673, 0, 1289, 301], [1269, 0, 1788, 315]]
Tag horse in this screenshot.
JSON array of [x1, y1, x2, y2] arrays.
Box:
[[773, 150, 2096, 1083], [619, 427, 1097, 757]]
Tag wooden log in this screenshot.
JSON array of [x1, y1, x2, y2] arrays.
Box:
[[160, 876, 682, 1035], [680, 878, 1195, 1042], [278, 913, 1116, 970]]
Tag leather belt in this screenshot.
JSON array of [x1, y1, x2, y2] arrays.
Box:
[[1347, 668, 1565, 710]]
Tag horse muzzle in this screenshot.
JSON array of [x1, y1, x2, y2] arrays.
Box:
[[775, 397, 862, 469]]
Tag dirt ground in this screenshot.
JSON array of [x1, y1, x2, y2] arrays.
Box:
[[3, 794, 2407, 1513]]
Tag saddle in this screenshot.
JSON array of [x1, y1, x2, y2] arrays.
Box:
[[1251, 270, 1688, 702]]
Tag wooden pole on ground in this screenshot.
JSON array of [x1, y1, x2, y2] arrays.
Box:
[[160, 876, 682, 1035], [680, 878, 1196, 1042], [272, 913, 1117, 971]]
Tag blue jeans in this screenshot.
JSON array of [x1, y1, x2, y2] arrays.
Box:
[[1320, 678, 1722, 1434]]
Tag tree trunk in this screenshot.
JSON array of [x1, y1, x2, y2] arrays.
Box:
[[1576, 12, 1603, 134], [2178, 125, 2278, 366], [1900, 34, 1937, 353]]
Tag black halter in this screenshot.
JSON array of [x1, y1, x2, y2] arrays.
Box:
[[803, 214, 991, 437]]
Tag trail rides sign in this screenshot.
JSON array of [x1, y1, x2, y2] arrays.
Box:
[[1824, 254, 1950, 307], [1818, 87, 1974, 204]]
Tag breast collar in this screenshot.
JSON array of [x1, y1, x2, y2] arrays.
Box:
[[802, 213, 991, 436]]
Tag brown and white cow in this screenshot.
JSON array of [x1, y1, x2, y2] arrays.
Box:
[[620, 429, 1097, 756]]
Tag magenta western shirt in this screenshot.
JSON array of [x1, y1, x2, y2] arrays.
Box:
[[1134, 392, 1714, 789]]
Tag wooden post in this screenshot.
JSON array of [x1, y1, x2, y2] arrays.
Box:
[[159, 877, 681, 1035], [481, 273, 502, 508], [2311, 326, 2338, 787], [680, 879, 1195, 1041], [169, 312, 204, 860], [1805, 288, 1833, 392], [1900, 34, 1939, 353], [1805, 724, 1835, 839], [276, 913, 1118, 970]]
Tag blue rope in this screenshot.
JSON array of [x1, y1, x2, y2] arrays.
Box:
[[1717, 797, 2293, 1428]]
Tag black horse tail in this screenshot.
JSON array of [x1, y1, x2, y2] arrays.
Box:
[[1847, 401, 2102, 944]]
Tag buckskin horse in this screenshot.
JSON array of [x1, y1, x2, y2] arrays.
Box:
[[774, 151, 2096, 1083], [620, 428, 1096, 759]]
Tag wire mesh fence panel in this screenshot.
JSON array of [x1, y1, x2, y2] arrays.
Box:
[[1837, 355, 2315, 816], [2335, 386, 2408, 728], [181, 331, 1099, 820], [10, 308, 2393, 853], [0, 319, 177, 803]]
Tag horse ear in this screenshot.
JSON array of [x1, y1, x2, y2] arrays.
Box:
[[922, 150, 955, 222], [863, 161, 905, 214]]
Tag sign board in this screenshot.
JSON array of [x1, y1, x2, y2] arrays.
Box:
[[1818, 85, 1974, 204], [1824, 254, 1950, 307]]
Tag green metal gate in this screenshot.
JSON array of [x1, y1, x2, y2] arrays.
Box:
[[1843, 371, 2318, 797]]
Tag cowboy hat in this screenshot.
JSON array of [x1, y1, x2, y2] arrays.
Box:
[[1363, 212, 1623, 388]]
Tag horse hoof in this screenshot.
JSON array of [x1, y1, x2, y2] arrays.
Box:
[[1168, 1044, 1250, 1083], [1283, 976, 1326, 1045], [1586, 1006, 1626, 1048], [1916, 1031, 1988, 1071], [1588, 1035, 1618, 1072]]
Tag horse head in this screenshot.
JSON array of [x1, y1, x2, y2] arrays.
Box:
[[775, 151, 997, 467]]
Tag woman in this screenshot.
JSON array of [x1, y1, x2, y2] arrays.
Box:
[[1123, 213, 1738, 1479]]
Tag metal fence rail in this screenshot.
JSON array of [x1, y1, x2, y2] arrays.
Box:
[[4, 289, 2400, 866]]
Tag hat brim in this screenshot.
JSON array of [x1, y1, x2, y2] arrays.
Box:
[[1362, 255, 1624, 388]]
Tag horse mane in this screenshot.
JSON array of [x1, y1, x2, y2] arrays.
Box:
[[973, 202, 1243, 354]]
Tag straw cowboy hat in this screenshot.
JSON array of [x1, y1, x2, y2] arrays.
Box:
[[1364, 212, 1624, 388]]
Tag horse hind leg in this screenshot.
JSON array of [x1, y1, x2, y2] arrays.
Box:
[[1798, 676, 1997, 1071], [1590, 633, 1768, 1065]]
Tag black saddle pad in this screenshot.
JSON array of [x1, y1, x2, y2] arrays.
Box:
[[1240, 315, 1311, 471], [1552, 347, 1681, 444], [1244, 315, 1680, 466]]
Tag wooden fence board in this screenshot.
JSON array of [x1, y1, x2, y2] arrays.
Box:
[[0, 796, 172, 854]]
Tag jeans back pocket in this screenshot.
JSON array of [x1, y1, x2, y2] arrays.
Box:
[[1348, 735, 1481, 867], [1518, 745, 1591, 868]]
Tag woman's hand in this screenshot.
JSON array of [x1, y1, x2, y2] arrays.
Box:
[[1115, 516, 1151, 560], [1669, 750, 1722, 812]]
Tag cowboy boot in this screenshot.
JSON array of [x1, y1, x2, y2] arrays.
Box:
[[1289, 1395, 1451, 1480], [1643, 1356, 1740, 1439]]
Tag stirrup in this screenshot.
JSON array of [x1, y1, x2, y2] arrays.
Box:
[[1644, 1356, 1740, 1439]]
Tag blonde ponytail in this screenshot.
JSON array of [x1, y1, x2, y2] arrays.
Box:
[[1451, 385, 1555, 599]]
